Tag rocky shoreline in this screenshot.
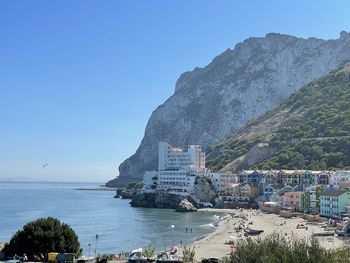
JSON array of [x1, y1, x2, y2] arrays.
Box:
[[115, 176, 217, 212], [130, 192, 197, 212]]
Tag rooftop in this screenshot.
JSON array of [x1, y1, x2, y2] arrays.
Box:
[[322, 190, 347, 197], [241, 169, 333, 175], [271, 184, 284, 190]]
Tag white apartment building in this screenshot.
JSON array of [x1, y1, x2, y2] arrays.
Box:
[[197, 172, 238, 192], [143, 171, 158, 191], [158, 142, 206, 171], [330, 171, 350, 185], [142, 142, 237, 194]]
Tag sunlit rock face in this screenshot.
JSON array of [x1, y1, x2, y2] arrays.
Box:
[[115, 32, 350, 186]]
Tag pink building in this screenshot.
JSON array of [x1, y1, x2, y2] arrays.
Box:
[[282, 192, 304, 211]]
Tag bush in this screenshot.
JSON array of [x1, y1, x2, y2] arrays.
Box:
[[182, 245, 195, 263], [224, 234, 350, 263], [4, 217, 81, 257], [143, 244, 155, 258]]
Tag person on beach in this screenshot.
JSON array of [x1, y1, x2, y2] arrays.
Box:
[[186, 227, 188, 232], [190, 228, 192, 233]]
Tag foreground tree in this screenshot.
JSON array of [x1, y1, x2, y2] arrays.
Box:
[[4, 217, 81, 256], [224, 233, 350, 263]]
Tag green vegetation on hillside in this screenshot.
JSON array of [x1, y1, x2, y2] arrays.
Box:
[[206, 137, 265, 171], [207, 63, 350, 171]]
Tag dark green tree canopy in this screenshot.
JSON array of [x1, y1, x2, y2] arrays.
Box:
[[4, 217, 81, 256]]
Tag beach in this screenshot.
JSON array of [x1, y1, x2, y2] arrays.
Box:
[[191, 209, 349, 261]]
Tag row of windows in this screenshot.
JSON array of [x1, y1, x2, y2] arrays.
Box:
[[167, 158, 191, 162], [159, 172, 187, 176], [159, 177, 187, 181], [321, 209, 338, 215], [167, 162, 192, 167], [159, 181, 187, 186], [321, 204, 338, 208], [321, 197, 338, 201], [167, 154, 191, 158]]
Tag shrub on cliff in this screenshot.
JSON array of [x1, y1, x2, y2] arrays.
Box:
[[4, 217, 81, 257], [224, 234, 350, 263]]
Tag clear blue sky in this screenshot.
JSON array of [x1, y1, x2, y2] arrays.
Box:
[[0, 1, 349, 182]]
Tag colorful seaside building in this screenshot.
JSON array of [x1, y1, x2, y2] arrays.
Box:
[[282, 191, 304, 211], [216, 183, 260, 207], [320, 190, 350, 218], [263, 184, 284, 197], [300, 185, 323, 214], [317, 171, 332, 185], [239, 170, 263, 184], [330, 171, 350, 185], [260, 170, 279, 184]]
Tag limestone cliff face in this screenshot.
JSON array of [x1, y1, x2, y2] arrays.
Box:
[[220, 143, 277, 173], [193, 177, 217, 202], [115, 32, 350, 186]]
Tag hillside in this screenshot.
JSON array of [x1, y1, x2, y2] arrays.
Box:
[[110, 31, 350, 186], [206, 63, 350, 172]]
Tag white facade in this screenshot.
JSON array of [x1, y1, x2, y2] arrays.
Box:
[[305, 185, 318, 209], [157, 170, 196, 192], [158, 142, 205, 171], [142, 142, 236, 194], [143, 171, 158, 191], [197, 172, 238, 192], [330, 171, 350, 185]]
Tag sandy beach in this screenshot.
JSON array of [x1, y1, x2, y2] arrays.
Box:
[[2, 209, 349, 263], [190, 209, 349, 261]]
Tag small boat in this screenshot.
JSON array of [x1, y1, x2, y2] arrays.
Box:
[[77, 256, 95, 263], [155, 252, 182, 263], [128, 248, 148, 263], [312, 231, 334, 237], [296, 224, 308, 230], [244, 229, 264, 236], [201, 258, 220, 263]]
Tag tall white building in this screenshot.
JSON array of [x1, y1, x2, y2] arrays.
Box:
[[158, 142, 206, 171], [142, 142, 237, 194]]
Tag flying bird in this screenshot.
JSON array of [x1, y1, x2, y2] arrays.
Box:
[[43, 163, 49, 168]]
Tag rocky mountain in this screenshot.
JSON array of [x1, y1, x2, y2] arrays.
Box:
[[206, 62, 350, 172], [110, 31, 350, 187]]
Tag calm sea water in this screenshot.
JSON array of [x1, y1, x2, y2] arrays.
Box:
[[0, 182, 222, 255]]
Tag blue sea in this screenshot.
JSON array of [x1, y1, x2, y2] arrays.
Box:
[[0, 182, 222, 255]]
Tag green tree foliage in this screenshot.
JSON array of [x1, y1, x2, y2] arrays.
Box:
[[142, 244, 155, 258], [223, 234, 350, 263], [207, 137, 265, 171], [207, 64, 350, 171], [4, 217, 81, 256]]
